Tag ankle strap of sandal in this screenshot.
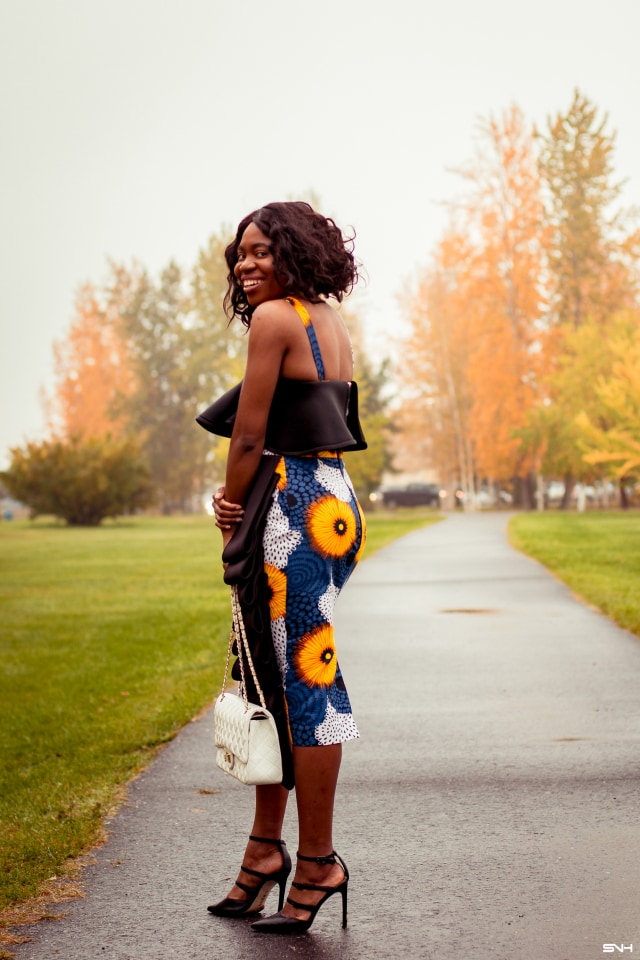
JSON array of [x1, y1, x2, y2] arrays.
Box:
[[297, 850, 336, 864], [249, 835, 287, 846]]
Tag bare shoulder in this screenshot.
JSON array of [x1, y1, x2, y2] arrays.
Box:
[[249, 299, 298, 339], [251, 298, 295, 324]]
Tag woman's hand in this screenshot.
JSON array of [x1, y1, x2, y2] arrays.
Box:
[[212, 486, 244, 532]]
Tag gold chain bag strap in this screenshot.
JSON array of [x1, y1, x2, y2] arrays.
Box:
[[213, 585, 283, 785]]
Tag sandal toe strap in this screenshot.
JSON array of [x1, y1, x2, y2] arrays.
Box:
[[291, 880, 335, 893], [235, 880, 256, 895], [236, 867, 271, 893], [286, 896, 315, 911]]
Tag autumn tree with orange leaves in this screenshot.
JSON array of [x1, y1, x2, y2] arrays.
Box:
[[52, 282, 135, 440], [398, 106, 546, 506], [455, 106, 547, 500], [398, 92, 640, 509], [398, 231, 475, 504]]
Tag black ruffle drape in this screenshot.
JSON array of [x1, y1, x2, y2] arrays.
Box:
[[221, 455, 294, 790]]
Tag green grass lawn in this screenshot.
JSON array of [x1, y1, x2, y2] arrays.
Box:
[[509, 511, 640, 636], [0, 508, 438, 915]]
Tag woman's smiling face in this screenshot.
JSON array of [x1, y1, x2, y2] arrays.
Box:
[[234, 222, 287, 306]]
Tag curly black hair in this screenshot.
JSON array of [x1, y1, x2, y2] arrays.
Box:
[[223, 201, 360, 327]]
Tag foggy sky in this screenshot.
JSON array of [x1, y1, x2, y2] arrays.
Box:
[[1, 0, 639, 466]]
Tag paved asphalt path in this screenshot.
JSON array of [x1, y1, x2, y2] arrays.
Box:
[[13, 513, 640, 960]]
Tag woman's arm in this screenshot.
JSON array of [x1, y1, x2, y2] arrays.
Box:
[[223, 301, 290, 508]]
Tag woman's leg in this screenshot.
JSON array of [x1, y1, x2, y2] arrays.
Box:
[[280, 744, 346, 919], [294, 743, 342, 854], [251, 782, 290, 840], [225, 783, 289, 900]]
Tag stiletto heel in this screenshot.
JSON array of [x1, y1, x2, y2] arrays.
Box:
[[207, 836, 291, 917], [251, 851, 349, 933]]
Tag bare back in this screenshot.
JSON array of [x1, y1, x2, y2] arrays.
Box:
[[279, 299, 354, 382]]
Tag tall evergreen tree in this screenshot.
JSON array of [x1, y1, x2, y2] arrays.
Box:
[[107, 228, 245, 510], [536, 91, 639, 505], [111, 261, 194, 511], [538, 90, 637, 328]]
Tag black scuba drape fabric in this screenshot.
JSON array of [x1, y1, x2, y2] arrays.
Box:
[[222, 455, 294, 789]]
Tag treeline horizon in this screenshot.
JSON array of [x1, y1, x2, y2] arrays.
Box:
[[2, 229, 392, 520], [3, 88, 639, 521]]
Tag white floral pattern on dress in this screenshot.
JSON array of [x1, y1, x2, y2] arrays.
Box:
[[315, 700, 360, 746], [314, 460, 354, 503], [271, 617, 288, 680], [317, 579, 340, 624], [263, 491, 302, 569]]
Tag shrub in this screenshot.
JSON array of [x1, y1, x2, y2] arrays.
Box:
[[1, 436, 153, 525]]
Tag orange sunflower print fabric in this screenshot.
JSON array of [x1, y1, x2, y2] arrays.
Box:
[[263, 453, 366, 746]]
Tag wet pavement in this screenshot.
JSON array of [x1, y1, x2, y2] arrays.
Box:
[[12, 512, 640, 960]]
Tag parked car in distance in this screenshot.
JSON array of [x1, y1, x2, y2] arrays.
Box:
[[372, 482, 442, 508], [474, 487, 513, 508]]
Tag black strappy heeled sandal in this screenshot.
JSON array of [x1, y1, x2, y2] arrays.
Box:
[[251, 850, 349, 933], [207, 836, 291, 918]]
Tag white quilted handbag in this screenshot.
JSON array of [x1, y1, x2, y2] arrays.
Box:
[[213, 585, 283, 786]]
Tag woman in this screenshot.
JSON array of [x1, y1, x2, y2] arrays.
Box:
[[202, 201, 366, 934]]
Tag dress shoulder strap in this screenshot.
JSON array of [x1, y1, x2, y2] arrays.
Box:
[[285, 296, 325, 380]]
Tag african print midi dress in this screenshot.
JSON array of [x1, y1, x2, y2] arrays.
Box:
[[262, 299, 365, 747]]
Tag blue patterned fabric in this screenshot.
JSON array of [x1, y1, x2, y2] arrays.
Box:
[[263, 454, 365, 746], [303, 324, 325, 380]]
